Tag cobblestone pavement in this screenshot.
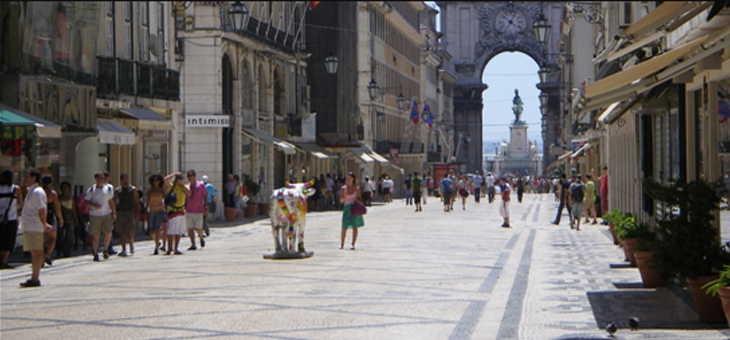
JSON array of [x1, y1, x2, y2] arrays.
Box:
[[2, 194, 730, 340]]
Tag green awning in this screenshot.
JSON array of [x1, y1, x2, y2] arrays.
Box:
[[0, 109, 35, 139]]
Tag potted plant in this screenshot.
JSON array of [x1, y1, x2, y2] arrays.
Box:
[[614, 215, 639, 267], [643, 177, 730, 322], [243, 174, 260, 218], [703, 264, 730, 325], [633, 224, 663, 288], [602, 209, 625, 245]]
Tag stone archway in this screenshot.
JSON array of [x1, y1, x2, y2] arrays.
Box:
[[439, 1, 563, 171]]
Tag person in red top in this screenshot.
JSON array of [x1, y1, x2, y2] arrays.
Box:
[[599, 166, 608, 224]]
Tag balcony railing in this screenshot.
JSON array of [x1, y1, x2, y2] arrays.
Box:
[[374, 140, 401, 155], [400, 140, 425, 154], [96, 57, 180, 101], [118, 58, 135, 95], [427, 152, 441, 163]]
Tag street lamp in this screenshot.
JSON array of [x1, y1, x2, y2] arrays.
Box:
[[533, 13, 550, 44], [539, 92, 549, 108], [324, 51, 338, 75], [538, 66, 550, 84], [397, 92, 405, 111], [368, 78, 378, 100], [228, 1, 248, 32]]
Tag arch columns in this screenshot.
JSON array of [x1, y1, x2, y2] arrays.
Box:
[[453, 80, 488, 172]]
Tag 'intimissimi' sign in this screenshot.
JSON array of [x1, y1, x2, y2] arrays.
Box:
[[186, 115, 230, 128]]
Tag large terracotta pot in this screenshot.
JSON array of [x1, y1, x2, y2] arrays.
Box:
[[224, 207, 238, 222], [244, 204, 257, 218], [718, 286, 730, 326], [687, 275, 725, 323], [258, 202, 270, 215], [634, 251, 664, 288], [621, 238, 637, 267], [609, 223, 619, 245]]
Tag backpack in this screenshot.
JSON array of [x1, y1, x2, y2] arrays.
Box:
[[570, 183, 584, 203], [500, 183, 511, 201]]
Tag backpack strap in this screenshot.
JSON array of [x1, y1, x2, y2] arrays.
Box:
[[0, 187, 16, 223]]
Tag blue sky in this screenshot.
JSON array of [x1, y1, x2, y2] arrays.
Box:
[[426, 2, 542, 152]]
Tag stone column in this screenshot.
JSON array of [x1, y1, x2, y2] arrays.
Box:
[[453, 82, 487, 173]]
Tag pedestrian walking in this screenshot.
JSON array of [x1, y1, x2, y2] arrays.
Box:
[[74, 191, 90, 251], [41, 175, 63, 266], [57, 181, 75, 258], [361, 177, 373, 206], [440, 173, 454, 212], [114, 174, 139, 257], [0, 170, 22, 269], [412, 172, 423, 212], [472, 170, 483, 203], [146, 174, 166, 255], [496, 177, 511, 228], [85, 172, 117, 262], [339, 172, 364, 250], [382, 175, 394, 203], [568, 175, 586, 231], [404, 174, 413, 205], [164, 172, 190, 255], [485, 172, 496, 203], [583, 173, 598, 224], [516, 176, 525, 203], [19, 168, 51, 287], [550, 173, 573, 226], [599, 166, 609, 224], [458, 174, 470, 210], [203, 175, 216, 235], [185, 170, 207, 250], [102, 171, 117, 255]]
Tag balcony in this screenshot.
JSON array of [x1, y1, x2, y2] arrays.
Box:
[[399, 140, 425, 154], [96, 57, 180, 101], [374, 140, 401, 155], [427, 152, 441, 163]]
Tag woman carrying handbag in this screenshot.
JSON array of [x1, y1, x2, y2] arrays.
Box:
[[340, 172, 365, 250]]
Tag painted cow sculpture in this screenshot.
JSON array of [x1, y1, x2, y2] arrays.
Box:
[[269, 181, 316, 255]]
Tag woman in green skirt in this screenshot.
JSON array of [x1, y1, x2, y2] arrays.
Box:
[[340, 172, 364, 250]]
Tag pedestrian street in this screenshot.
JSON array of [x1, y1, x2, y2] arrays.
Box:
[[2, 194, 730, 340]]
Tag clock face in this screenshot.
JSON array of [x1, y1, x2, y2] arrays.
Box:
[[495, 11, 527, 35]]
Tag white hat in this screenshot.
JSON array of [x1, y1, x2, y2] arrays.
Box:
[[202, 175, 209, 183]]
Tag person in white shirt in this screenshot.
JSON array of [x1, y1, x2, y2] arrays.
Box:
[[381, 176, 394, 203], [20, 169, 51, 287], [485, 172, 496, 203], [85, 172, 117, 262]]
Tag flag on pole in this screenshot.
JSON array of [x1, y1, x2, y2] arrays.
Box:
[[410, 99, 419, 124], [310, 1, 321, 10], [424, 103, 434, 128]]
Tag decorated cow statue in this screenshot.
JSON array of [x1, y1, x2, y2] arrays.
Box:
[[265, 181, 316, 259]]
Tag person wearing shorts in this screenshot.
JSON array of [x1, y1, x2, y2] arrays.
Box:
[[114, 173, 139, 257], [164, 172, 189, 255], [20, 169, 51, 287], [568, 175, 586, 231], [85, 172, 117, 262], [412, 172, 423, 212], [185, 170, 207, 250]]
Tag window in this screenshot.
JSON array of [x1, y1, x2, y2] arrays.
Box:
[[105, 4, 114, 56], [140, 3, 149, 61], [258, 64, 268, 113], [123, 2, 131, 58]]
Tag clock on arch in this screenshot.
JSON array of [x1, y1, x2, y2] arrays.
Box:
[[495, 9, 527, 35]]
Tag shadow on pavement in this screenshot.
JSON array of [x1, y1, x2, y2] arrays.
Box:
[[586, 289, 728, 330]]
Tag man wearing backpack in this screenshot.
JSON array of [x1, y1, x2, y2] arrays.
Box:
[[440, 173, 454, 212], [568, 174, 586, 231]]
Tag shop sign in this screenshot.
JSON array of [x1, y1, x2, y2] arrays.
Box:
[[2, 125, 34, 140], [186, 115, 230, 128]]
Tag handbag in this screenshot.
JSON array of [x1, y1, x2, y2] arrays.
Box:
[[350, 201, 367, 216]]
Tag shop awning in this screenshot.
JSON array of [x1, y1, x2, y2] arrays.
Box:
[[349, 147, 389, 165], [584, 35, 707, 101], [557, 150, 573, 162], [571, 143, 593, 159], [97, 119, 136, 145], [0, 103, 62, 138], [597, 97, 640, 125], [120, 108, 171, 130], [0, 109, 35, 139], [293, 142, 337, 159], [623, 1, 695, 39], [242, 128, 296, 155]]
